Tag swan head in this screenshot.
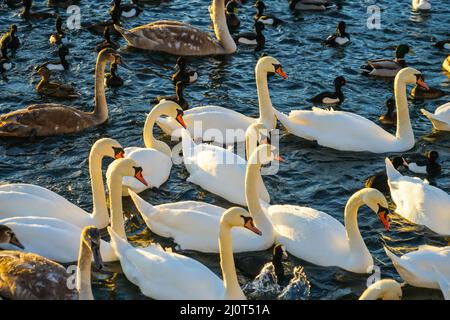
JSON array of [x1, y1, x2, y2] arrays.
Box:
[[361, 188, 390, 231], [257, 55, 288, 79], [153, 100, 187, 129], [221, 207, 262, 235], [98, 47, 122, 66], [396, 67, 429, 91], [92, 138, 124, 159], [361, 279, 403, 300], [248, 143, 280, 166], [0, 225, 24, 249], [81, 226, 104, 270], [106, 158, 148, 187]]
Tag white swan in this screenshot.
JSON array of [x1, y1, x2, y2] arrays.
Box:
[[110, 100, 187, 196], [129, 134, 277, 253], [273, 68, 429, 153], [385, 246, 449, 300], [359, 279, 403, 300], [265, 188, 390, 273], [156, 56, 288, 144], [0, 138, 124, 229], [385, 157, 450, 235], [412, 0, 431, 11], [421, 102, 450, 131], [106, 158, 262, 299], [180, 123, 271, 206]]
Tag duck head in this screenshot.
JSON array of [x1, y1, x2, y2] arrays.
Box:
[[226, 0, 239, 14], [395, 44, 415, 59], [336, 21, 346, 35]]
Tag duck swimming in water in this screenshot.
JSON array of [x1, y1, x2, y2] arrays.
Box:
[[323, 21, 350, 47], [225, 0, 240, 29], [361, 44, 415, 78], [0, 25, 20, 51], [49, 16, 65, 45], [403, 151, 442, 176], [115, 0, 144, 19], [379, 97, 396, 125], [254, 1, 282, 27], [35, 66, 78, 99], [411, 83, 447, 100], [154, 81, 189, 110], [37, 45, 70, 71], [20, 0, 55, 20], [235, 21, 265, 52], [96, 27, 119, 52], [171, 57, 198, 85], [434, 39, 450, 50], [0, 48, 120, 138], [105, 62, 123, 87], [289, 0, 334, 11], [310, 76, 346, 105]]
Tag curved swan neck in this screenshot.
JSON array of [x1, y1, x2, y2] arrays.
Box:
[[88, 149, 109, 228], [343, 191, 368, 256], [255, 67, 275, 130], [211, 0, 236, 53], [93, 54, 109, 123], [219, 224, 244, 299], [143, 105, 171, 156], [76, 240, 94, 300], [394, 76, 413, 142], [108, 169, 127, 239], [36, 76, 47, 91], [245, 162, 272, 231]]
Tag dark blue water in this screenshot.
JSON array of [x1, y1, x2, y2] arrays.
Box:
[[0, 0, 449, 300]]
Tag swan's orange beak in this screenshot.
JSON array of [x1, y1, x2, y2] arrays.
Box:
[[377, 207, 390, 231], [133, 167, 148, 187], [244, 218, 262, 236], [416, 75, 429, 91], [176, 112, 187, 129], [275, 66, 288, 79]]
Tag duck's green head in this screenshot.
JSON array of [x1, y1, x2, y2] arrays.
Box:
[[226, 0, 238, 14], [395, 44, 415, 59]]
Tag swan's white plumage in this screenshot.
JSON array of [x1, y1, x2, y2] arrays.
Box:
[[421, 102, 450, 131], [386, 158, 450, 235]]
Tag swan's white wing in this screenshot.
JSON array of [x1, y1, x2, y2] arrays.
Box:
[[284, 108, 396, 152]]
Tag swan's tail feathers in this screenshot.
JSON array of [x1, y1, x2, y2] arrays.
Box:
[[385, 157, 402, 182], [107, 226, 130, 257], [129, 190, 158, 221], [421, 109, 447, 130]]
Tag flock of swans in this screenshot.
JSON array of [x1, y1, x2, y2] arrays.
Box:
[[0, 0, 449, 300]]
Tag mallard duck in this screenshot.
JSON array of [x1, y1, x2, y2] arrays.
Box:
[[364, 156, 406, 195], [20, 0, 55, 20], [0, 47, 12, 73], [49, 16, 65, 45], [0, 25, 20, 51], [115, 0, 144, 19], [171, 57, 198, 85], [47, 0, 79, 8], [105, 62, 123, 87], [361, 44, 415, 78], [289, 0, 334, 11], [154, 81, 189, 110], [411, 80, 447, 100], [254, 1, 282, 27], [379, 97, 396, 125], [412, 0, 431, 11], [404, 151, 442, 176], [96, 26, 119, 52], [235, 21, 265, 52], [225, 0, 240, 29], [434, 39, 450, 50], [443, 55, 450, 73], [323, 21, 350, 47], [310, 76, 346, 105], [37, 45, 70, 71], [35, 66, 78, 99]]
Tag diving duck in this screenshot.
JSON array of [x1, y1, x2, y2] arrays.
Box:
[[0, 47, 12, 73], [37, 45, 70, 71], [35, 66, 78, 99], [115, 0, 144, 19], [404, 151, 442, 176], [412, 0, 431, 11], [0, 25, 20, 51], [96, 27, 119, 52], [105, 62, 123, 87], [443, 55, 450, 73], [254, 1, 282, 27], [289, 0, 334, 11], [434, 39, 450, 50], [154, 81, 189, 110], [171, 57, 198, 85], [235, 21, 265, 52], [225, 0, 240, 29], [364, 156, 406, 195], [379, 97, 396, 125], [411, 78, 447, 100], [20, 0, 55, 20], [47, 0, 79, 8], [310, 76, 346, 105], [361, 44, 415, 78], [323, 21, 350, 47], [49, 16, 65, 45]]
